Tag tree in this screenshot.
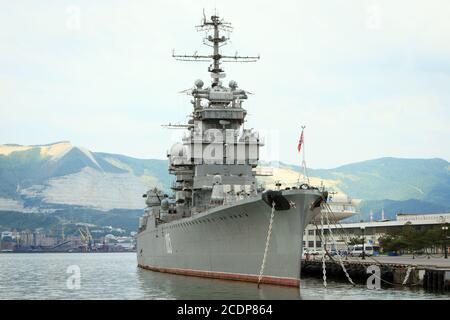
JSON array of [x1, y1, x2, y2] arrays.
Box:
[[379, 225, 444, 253], [348, 237, 362, 246]]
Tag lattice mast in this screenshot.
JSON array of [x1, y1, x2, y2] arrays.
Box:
[[173, 13, 260, 85]]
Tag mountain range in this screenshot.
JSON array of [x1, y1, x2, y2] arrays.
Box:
[[268, 158, 450, 220], [0, 141, 169, 212], [0, 141, 449, 232]]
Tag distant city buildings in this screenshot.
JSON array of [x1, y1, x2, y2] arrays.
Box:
[[0, 231, 15, 251], [0, 228, 136, 252]]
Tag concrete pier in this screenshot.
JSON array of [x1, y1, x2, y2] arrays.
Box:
[[301, 255, 450, 292], [423, 269, 450, 292]]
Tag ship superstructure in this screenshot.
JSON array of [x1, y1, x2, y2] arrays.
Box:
[[137, 14, 327, 287], [167, 14, 262, 215]]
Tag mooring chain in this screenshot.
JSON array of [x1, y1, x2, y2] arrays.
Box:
[[323, 204, 355, 286], [257, 201, 276, 287], [320, 209, 327, 288]]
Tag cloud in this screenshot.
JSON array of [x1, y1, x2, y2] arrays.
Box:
[[0, 0, 449, 167]]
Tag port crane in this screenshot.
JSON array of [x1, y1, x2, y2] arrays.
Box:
[[78, 226, 93, 252]]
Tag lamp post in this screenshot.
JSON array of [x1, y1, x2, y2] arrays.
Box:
[[361, 226, 366, 260], [442, 225, 448, 259]]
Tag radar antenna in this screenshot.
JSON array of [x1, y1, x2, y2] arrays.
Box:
[[172, 13, 260, 85]]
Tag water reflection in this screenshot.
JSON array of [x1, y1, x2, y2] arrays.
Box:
[[0, 252, 449, 300]]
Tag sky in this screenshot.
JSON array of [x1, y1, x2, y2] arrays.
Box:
[[0, 0, 449, 169]]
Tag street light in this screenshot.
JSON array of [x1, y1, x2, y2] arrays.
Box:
[[360, 226, 366, 260], [442, 225, 448, 259]]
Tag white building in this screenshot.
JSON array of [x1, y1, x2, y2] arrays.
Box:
[[1, 231, 13, 240], [303, 212, 450, 251]]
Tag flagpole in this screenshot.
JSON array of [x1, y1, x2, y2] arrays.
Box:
[[297, 128, 301, 185], [301, 126, 310, 185], [298, 125, 310, 185], [297, 127, 302, 185]]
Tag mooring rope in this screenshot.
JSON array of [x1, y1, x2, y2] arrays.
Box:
[[257, 202, 276, 288], [325, 203, 424, 286], [323, 204, 355, 286], [322, 202, 419, 287], [402, 266, 414, 285]]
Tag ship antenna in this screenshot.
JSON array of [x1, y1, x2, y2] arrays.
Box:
[[172, 12, 260, 86]]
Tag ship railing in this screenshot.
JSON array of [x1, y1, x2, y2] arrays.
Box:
[[263, 181, 309, 189], [325, 204, 357, 213]]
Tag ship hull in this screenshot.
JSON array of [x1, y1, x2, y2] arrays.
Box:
[[137, 189, 323, 287]]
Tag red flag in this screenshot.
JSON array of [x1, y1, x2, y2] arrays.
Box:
[[297, 130, 304, 153]]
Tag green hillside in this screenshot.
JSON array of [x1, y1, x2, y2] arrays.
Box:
[[0, 209, 142, 235], [0, 148, 47, 198], [266, 158, 450, 219], [310, 157, 450, 205], [349, 199, 450, 222]]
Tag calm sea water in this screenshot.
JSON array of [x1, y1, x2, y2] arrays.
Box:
[[0, 252, 448, 300]]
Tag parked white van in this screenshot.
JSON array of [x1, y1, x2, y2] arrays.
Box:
[[350, 244, 376, 257]]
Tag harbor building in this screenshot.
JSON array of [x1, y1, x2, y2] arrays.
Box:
[[18, 230, 34, 247], [303, 212, 450, 252]]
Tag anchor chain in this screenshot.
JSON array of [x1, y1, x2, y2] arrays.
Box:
[[257, 201, 276, 287]]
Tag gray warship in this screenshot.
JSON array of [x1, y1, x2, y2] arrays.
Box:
[[137, 14, 327, 287]]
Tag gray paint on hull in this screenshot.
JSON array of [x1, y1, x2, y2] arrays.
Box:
[[137, 189, 322, 282]]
